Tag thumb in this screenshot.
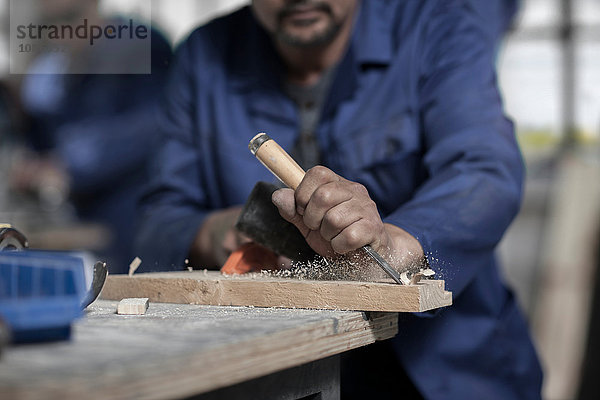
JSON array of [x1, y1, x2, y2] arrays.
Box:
[[272, 188, 309, 237]]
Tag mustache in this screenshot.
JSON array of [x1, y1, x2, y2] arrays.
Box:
[[277, 1, 333, 21]]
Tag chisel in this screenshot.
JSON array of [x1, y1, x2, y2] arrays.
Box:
[[249, 132, 404, 285]]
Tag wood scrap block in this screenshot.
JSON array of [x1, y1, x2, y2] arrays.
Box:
[[102, 271, 452, 312], [117, 298, 149, 315]]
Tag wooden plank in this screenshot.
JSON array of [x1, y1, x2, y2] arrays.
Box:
[[0, 301, 397, 400], [101, 271, 452, 312]]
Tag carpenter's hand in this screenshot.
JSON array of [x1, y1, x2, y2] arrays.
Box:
[[271, 166, 425, 272], [271, 166, 392, 257], [189, 206, 251, 268]]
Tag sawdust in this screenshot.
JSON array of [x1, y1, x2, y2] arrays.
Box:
[[128, 257, 142, 276], [424, 250, 449, 282], [260, 248, 429, 282]]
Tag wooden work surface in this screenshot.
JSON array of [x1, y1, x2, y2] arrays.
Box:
[[101, 271, 452, 312], [0, 300, 397, 400]]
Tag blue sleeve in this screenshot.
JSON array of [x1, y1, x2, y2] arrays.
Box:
[[133, 39, 209, 271], [55, 105, 161, 193], [383, 4, 524, 297], [466, 0, 519, 44]]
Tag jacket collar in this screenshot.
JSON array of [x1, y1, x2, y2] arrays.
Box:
[[228, 1, 394, 117], [352, 0, 394, 67]]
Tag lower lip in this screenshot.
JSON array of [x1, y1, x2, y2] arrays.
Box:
[[284, 9, 324, 22]]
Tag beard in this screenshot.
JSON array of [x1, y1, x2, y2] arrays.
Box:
[[275, 1, 343, 48]]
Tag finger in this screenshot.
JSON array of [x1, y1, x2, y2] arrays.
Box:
[[320, 199, 362, 241], [295, 166, 340, 215], [302, 181, 353, 231], [330, 219, 379, 254], [304, 229, 336, 258]]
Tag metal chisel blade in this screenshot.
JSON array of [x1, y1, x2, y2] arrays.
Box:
[[362, 244, 405, 285]]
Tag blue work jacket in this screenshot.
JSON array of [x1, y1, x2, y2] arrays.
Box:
[[136, 1, 542, 398]]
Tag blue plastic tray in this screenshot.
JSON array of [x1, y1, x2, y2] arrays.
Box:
[[0, 250, 86, 343]]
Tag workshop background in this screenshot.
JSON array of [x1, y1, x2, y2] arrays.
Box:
[[0, 0, 599, 399]]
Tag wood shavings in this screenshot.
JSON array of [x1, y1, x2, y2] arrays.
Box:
[[128, 257, 142, 277]]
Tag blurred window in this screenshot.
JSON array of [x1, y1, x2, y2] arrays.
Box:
[[520, 0, 562, 28], [576, 41, 600, 143], [499, 0, 600, 152], [500, 40, 563, 144], [574, 0, 600, 26]]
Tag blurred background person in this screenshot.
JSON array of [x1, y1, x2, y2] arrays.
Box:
[[7, 0, 171, 273]]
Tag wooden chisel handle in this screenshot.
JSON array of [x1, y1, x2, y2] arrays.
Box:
[[248, 132, 405, 285], [249, 133, 306, 190]]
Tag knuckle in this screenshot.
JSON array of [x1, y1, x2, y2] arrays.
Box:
[[323, 209, 344, 229], [307, 166, 331, 181], [333, 180, 349, 194], [352, 182, 369, 197], [343, 225, 365, 249], [313, 186, 333, 206], [365, 199, 379, 215]]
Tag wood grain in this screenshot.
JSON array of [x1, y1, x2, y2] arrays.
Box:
[[101, 271, 452, 312], [0, 301, 397, 400]]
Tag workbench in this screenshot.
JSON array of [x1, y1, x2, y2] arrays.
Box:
[[0, 300, 398, 399]]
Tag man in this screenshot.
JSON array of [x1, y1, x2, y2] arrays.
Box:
[[136, 0, 542, 398], [13, 0, 172, 272]]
